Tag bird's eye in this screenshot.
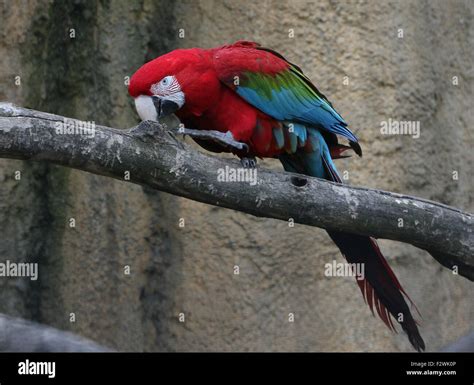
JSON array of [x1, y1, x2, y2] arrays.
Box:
[[161, 76, 171, 86]]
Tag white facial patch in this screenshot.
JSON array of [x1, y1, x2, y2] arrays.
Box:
[[134, 95, 158, 121], [150, 75, 185, 108]]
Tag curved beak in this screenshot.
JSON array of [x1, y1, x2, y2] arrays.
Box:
[[152, 96, 180, 118]]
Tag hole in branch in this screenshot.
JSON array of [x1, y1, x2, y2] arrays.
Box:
[[290, 176, 308, 187]]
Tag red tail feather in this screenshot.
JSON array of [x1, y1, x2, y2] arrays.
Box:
[[279, 130, 425, 351], [328, 231, 425, 351]]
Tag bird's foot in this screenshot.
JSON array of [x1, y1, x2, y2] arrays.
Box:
[[177, 128, 249, 152], [240, 156, 257, 168], [128, 120, 163, 140]]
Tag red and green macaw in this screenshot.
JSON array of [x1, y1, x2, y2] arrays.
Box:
[[129, 40, 425, 351]]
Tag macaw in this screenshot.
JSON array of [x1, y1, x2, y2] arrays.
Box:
[[129, 40, 425, 351]]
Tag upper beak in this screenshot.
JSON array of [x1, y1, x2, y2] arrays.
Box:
[[152, 96, 180, 118]]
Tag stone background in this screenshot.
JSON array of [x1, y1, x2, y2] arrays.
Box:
[[0, 0, 472, 351]]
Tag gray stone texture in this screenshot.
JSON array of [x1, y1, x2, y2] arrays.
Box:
[[0, 0, 472, 351]]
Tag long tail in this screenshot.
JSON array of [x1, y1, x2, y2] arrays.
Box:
[[279, 129, 425, 351], [326, 231, 425, 351]]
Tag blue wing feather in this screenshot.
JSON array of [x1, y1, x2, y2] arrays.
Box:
[[236, 86, 358, 144]]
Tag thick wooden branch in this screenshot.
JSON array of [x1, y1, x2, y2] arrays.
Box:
[[0, 103, 472, 280], [0, 313, 112, 352]]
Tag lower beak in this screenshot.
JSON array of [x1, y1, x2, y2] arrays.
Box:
[[152, 96, 180, 118]]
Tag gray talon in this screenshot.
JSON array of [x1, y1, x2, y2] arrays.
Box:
[[240, 157, 257, 168], [178, 128, 249, 152]]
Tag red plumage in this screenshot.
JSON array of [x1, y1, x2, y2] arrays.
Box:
[[129, 42, 292, 157], [129, 41, 425, 351]]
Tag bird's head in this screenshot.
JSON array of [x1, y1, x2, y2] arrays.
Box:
[[129, 48, 219, 122]]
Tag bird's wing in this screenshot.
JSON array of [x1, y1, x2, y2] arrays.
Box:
[[213, 41, 361, 155]]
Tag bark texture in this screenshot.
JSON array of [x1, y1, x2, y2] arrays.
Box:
[[0, 103, 472, 279], [0, 0, 472, 352]]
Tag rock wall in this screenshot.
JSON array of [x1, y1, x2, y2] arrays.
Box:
[[0, 0, 472, 351]]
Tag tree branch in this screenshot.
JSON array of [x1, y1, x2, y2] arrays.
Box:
[[0, 313, 112, 352], [0, 103, 472, 280]]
